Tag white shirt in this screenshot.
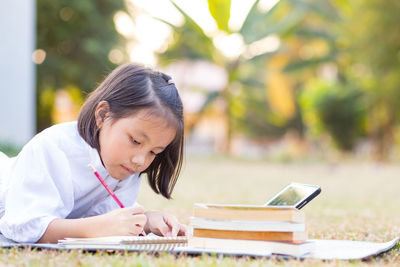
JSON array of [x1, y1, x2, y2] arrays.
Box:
[[0, 121, 141, 243]]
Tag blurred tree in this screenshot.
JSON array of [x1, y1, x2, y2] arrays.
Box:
[[342, 0, 400, 159], [299, 80, 366, 151], [128, 0, 398, 157], [289, 0, 400, 158], [273, 1, 361, 151], [36, 0, 128, 131], [155, 0, 334, 152]]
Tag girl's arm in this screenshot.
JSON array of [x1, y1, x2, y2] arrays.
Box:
[[37, 206, 147, 243]]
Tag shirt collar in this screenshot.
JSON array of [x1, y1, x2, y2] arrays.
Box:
[[88, 146, 109, 179]]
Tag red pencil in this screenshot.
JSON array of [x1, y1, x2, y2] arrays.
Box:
[[88, 164, 146, 236], [88, 163, 125, 208]]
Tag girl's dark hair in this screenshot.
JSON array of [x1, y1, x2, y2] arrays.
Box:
[[77, 63, 184, 199]]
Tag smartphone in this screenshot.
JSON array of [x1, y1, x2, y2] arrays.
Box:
[[264, 182, 321, 209]]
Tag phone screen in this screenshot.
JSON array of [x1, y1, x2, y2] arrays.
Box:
[[265, 183, 321, 208]]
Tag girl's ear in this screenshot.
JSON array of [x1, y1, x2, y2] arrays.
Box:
[[95, 101, 111, 129]]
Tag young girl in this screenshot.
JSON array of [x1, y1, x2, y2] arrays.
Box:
[[0, 63, 187, 243]]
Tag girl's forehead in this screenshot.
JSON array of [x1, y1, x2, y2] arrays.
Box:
[[133, 108, 177, 127], [124, 109, 177, 129]]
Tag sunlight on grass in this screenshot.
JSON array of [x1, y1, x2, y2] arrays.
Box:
[[1, 156, 399, 265]]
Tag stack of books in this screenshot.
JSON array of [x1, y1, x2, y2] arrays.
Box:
[[188, 203, 315, 257]]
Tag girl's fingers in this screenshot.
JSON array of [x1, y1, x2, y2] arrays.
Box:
[[130, 204, 145, 214], [132, 224, 145, 235], [131, 215, 146, 235], [178, 224, 189, 236], [171, 223, 179, 237], [157, 223, 170, 237], [164, 216, 180, 237], [132, 214, 147, 226]]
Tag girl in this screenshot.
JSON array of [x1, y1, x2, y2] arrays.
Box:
[[0, 63, 187, 243]]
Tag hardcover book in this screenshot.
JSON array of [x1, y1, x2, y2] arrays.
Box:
[[188, 236, 315, 257], [190, 217, 305, 232], [193, 203, 305, 222], [193, 229, 307, 242]]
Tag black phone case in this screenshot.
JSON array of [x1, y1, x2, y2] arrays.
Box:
[[295, 187, 321, 209]]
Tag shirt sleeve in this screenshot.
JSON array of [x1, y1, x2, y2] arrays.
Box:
[[84, 174, 142, 217], [0, 136, 74, 243]]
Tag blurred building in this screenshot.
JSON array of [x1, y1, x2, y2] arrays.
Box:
[[0, 1, 36, 146]]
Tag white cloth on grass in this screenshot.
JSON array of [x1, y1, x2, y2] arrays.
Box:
[[0, 121, 141, 243]]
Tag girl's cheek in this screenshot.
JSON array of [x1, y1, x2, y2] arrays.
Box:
[[143, 159, 153, 170]]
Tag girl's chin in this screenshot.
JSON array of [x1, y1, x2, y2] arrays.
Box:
[[107, 165, 139, 179], [108, 169, 128, 180]]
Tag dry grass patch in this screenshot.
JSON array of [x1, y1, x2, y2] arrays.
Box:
[[0, 156, 399, 266]]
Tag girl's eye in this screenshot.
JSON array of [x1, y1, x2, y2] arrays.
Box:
[[150, 151, 158, 156], [131, 138, 140, 145]]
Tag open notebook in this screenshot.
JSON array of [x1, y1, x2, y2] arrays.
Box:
[[59, 236, 399, 259], [58, 234, 188, 251]]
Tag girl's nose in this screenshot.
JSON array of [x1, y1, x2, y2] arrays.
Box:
[[131, 154, 145, 166]]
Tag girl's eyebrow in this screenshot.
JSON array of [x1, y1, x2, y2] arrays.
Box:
[[136, 129, 149, 140]]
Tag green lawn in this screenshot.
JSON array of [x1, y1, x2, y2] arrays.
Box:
[[1, 156, 399, 266]]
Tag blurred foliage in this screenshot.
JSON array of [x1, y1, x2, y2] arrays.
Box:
[[36, 0, 128, 131], [0, 143, 22, 157], [34, 0, 400, 158], [283, 0, 400, 158], [300, 80, 366, 150], [207, 0, 231, 32], [158, 0, 400, 158], [157, 3, 216, 63], [341, 0, 400, 158], [157, 0, 332, 151]]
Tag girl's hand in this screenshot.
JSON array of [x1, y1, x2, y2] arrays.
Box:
[[94, 204, 147, 237], [144, 210, 188, 237], [38, 204, 147, 243]]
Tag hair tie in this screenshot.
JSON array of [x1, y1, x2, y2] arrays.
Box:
[[167, 79, 174, 85]]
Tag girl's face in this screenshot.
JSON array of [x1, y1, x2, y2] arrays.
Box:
[[96, 107, 176, 180]]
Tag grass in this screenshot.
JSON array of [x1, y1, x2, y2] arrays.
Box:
[[1, 156, 400, 266]]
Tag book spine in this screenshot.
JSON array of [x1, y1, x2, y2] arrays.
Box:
[[193, 229, 307, 242], [193, 207, 305, 222], [190, 217, 305, 232]]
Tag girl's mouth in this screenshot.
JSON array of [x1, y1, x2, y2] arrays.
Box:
[[121, 164, 134, 174]]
